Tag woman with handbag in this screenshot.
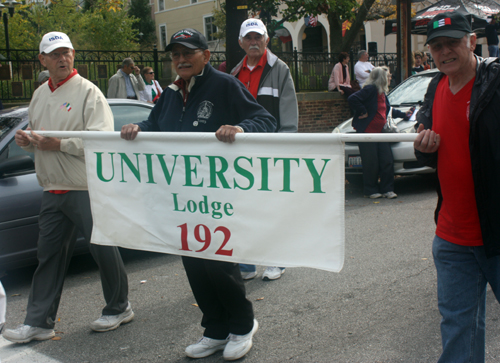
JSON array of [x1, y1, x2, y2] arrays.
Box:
[[347, 67, 412, 199], [139, 67, 162, 103], [328, 52, 355, 96]]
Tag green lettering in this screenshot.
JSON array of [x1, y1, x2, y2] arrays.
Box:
[[207, 156, 230, 189], [144, 154, 156, 184], [183, 155, 203, 187], [157, 154, 178, 184], [119, 153, 141, 183], [258, 157, 271, 191], [95, 152, 115, 182], [274, 158, 300, 192], [303, 158, 331, 193], [233, 156, 254, 190], [172, 193, 186, 211]]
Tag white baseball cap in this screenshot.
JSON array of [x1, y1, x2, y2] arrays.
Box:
[[239, 18, 267, 38], [39, 32, 74, 54]]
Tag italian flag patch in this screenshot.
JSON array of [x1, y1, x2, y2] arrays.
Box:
[[60, 102, 72, 112], [434, 18, 452, 28]]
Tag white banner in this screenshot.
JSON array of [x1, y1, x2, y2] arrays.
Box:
[[83, 133, 345, 272]]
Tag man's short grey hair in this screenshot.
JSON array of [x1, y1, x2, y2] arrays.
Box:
[[122, 58, 134, 68], [358, 50, 368, 59], [364, 67, 389, 94]]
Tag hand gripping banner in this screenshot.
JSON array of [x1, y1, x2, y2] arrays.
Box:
[[83, 132, 345, 272]]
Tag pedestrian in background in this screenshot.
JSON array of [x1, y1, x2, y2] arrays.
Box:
[[354, 50, 374, 88], [107, 58, 146, 99], [328, 52, 354, 96], [486, 15, 500, 57], [139, 66, 162, 103], [414, 11, 500, 362], [348, 67, 411, 199]]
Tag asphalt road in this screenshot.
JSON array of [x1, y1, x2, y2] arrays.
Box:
[[2, 173, 500, 363]]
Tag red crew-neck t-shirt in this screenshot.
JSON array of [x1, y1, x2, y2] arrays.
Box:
[[432, 75, 482, 246]]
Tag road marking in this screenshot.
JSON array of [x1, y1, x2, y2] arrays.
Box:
[[0, 338, 62, 363]]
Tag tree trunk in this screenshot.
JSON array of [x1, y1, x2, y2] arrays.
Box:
[[329, 0, 378, 54]]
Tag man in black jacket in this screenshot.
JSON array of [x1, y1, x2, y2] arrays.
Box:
[[414, 12, 500, 363], [121, 28, 276, 361], [485, 15, 500, 57]]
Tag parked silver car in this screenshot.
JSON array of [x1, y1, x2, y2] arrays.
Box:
[[333, 69, 438, 175], [0, 99, 154, 271]]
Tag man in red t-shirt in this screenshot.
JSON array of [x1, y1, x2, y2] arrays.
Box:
[[414, 12, 500, 362]]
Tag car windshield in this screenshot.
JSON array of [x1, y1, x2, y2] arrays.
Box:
[[388, 73, 435, 106], [0, 117, 22, 142]]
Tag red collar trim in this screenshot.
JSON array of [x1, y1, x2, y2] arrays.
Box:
[[242, 49, 267, 71], [48, 69, 78, 92]]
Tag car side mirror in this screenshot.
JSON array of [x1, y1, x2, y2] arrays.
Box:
[[0, 155, 35, 177]]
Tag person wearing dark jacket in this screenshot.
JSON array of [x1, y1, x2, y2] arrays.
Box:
[[348, 67, 409, 199], [485, 15, 500, 57], [121, 28, 276, 361], [414, 12, 500, 363]]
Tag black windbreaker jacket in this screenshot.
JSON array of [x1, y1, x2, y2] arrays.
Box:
[[415, 56, 500, 257]]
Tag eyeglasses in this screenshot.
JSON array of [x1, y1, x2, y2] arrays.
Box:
[[147, 72, 154, 74], [43, 50, 72, 60], [170, 49, 202, 60], [428, 38, 463, 52]]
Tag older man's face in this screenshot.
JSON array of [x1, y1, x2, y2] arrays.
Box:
[[38, 47, 75, 84], [239, 32, 269, 60], [360, 52, 369, 62], [428, 34, 476, 77], [171, 44, 210, 82]]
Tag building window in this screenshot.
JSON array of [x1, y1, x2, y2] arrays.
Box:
[[204, 16, 217, 41], [159, 25, 167, 51], [159, 0, 164, 11], [191, 0, 197, 4]]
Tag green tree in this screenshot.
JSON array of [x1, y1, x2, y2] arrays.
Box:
[[128, 0, 156, 48], [80, 0, 139, 50], [245, 0, 399, 53], [0, 0, 139, 51]]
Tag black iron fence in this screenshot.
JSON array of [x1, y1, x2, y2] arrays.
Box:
[[0, 47, 162, 103], [0, 47, 399, 102], [212, 50, 400, 92]]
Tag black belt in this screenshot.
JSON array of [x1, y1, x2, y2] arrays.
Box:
[[127, 96, 137, 100]]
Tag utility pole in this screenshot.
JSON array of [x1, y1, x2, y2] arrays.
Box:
[[225, 0, 248, 72]]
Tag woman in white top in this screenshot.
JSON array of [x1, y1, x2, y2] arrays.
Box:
[[139, 67, 162, 103]]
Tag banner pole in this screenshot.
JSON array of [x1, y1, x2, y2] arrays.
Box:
[[24, 131, 419, 143]]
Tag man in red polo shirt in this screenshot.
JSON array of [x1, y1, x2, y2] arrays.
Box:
[[231, 18, 298, 281], [414, 12, 500, 362]]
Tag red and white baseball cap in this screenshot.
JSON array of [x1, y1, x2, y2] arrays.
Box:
[[239, 18, 267, 38], [39, 32, 74, 54]]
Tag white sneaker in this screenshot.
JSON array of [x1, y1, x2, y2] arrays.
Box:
[[223, 319, 259, 361], [2, 324, 55, 343], [262, 267, 285, 281], [382, 191, 398, 199], [365, 193, 382, 199], [90, 302, 134, 332], [241, 270, 257, 280], [185, 336, 228, 358]]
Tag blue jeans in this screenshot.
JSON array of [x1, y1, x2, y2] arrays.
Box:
[[488, 45, 499, 58], [432, 235, 500, 363]]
